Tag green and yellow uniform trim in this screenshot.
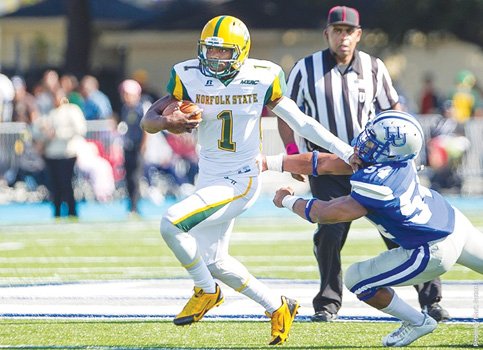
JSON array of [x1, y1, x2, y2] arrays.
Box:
[[173, 177, 253, 232], [264, 69, 287, 104], [167, 68, 191, 101]]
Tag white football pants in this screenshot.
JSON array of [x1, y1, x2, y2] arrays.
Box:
[[161, 173, 261, 289]]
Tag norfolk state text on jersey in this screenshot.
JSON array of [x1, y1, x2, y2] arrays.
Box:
[[195, 93, 258, 105]]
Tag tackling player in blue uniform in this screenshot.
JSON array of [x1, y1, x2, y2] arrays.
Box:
[[265, 110, 483, 347]]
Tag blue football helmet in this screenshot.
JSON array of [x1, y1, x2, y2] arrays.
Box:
[[354, 110, 424, 164]]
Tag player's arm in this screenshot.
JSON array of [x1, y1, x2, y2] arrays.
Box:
[[278, 59, 303, 156], [140, 95, 200, 134], [273, 187, 368, 224], [140, 95, 176, 133], [267, 96, 354, 164], [278, 118, 305, 182], [278, 118, 297, 153], [263, 151, 353, 175], [288, 152, 353, 175]]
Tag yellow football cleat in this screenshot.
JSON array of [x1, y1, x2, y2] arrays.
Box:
[[173, 284, 224, 326], [267, 296, 300, 345]]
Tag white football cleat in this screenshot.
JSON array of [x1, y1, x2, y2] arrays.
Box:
[[382, 313, 437, 347]]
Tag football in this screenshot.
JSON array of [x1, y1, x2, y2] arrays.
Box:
[[162, 100, 202, 134], [163, 100, 202, 121]]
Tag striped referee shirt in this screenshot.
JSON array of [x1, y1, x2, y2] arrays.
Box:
[[286, 49, 399, 150]]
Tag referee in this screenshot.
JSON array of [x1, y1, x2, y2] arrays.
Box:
[[278, 5, 449, 322]]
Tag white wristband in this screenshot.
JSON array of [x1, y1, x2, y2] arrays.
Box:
[[266, 153, 284, 172], [282, 195, 303, 211]]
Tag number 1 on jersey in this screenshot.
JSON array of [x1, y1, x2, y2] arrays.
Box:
[[217, 110, 236, 152]]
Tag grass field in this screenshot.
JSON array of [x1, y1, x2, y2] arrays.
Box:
[[0, 319, 479, 349], [0, 215, 481, 349]]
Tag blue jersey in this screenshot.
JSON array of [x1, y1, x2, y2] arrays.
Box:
[[350, 161, 455, 249]]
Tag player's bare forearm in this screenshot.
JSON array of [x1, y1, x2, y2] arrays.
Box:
[[297, 196, 365, 223], [310, 196, 367, 223], [141, 95, 201, 134], [283, 153, 352, 175], [141, 95, 176, 133], [277, 118, 296, 147], [264, 152, 352, 175], [274, 188, 367, 223], [276, 117, 306, 182]]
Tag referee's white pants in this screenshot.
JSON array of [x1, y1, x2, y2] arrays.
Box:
[[161, 173, 261, 266], [345, 208, 483, 300]]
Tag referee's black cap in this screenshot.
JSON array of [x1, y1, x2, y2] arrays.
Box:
[[327, 6, 360, 27]]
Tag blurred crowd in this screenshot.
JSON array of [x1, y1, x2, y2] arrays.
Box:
[[0, 67, 482, 217], [416, 70, 482, 194], [0, 69, 198, 217]]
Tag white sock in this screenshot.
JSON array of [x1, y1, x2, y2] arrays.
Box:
[[381, 293, 425, 325], [185, 256, 216, 294], [160, 218, 216, 293], [239, 277, 281, 314], [206, 256, 281, 313]]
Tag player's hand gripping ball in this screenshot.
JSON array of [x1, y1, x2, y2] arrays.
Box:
[[163, 100, 202, 134], [164, 100, 202, 120]]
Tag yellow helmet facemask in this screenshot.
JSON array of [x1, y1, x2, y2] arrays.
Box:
[[198, 15, 251, 79]]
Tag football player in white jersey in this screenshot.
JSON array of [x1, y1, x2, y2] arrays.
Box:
[[141, 15, 357, 345], [267, 110, 483, 347]]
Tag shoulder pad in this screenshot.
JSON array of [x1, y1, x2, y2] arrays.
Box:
[[173, 59, 199, 74], [248, 59, 281, 71]]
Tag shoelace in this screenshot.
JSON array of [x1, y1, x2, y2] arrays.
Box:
[[391, 321, 412, 338]]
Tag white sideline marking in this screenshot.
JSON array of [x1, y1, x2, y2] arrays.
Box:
[[0, 255, 316, 263], [0, 242, 24, 251], [0, 279, 480, 322]]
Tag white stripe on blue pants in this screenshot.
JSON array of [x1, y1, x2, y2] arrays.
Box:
[[344, 244, 430, 301]]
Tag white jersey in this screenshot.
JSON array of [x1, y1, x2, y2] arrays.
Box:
[[167, 58, 286, 177]]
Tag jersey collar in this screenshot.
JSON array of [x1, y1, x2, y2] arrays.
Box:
[[325, 48, 362, 75]]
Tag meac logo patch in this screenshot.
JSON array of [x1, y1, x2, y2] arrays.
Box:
[[240, 79, 259, 85]]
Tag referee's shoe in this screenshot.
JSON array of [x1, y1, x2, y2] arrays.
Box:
[[311, 310, 337, 322], [423, 303, 450, 322]]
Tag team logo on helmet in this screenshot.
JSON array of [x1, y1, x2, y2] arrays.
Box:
[[204, 36, 225, 46], [384, 126, 407, 147], [354, 110, 424, 164]]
